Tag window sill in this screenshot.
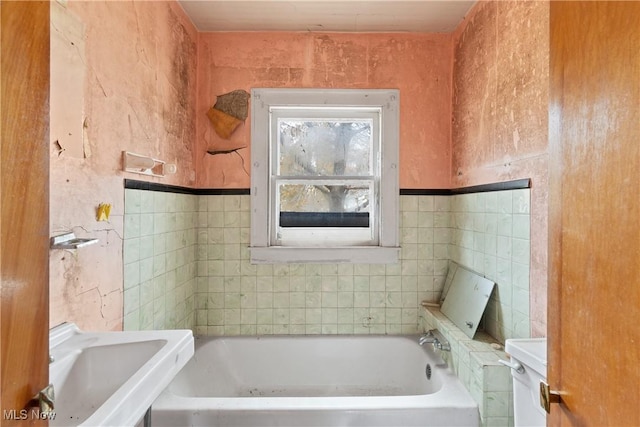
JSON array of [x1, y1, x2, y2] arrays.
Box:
[[250, 246, 400, 264]]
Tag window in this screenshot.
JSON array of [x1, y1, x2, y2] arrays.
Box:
[[250, 89, 399, 263]]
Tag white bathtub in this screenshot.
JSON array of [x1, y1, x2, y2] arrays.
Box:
[[151, 335, 479, 427]]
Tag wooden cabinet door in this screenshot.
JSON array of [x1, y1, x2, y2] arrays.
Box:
[[548, 1, 640, 425], [1, 2, 50, 425]]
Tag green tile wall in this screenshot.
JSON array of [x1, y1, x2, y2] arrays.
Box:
[[122, 189, 530, 340], [123, 189, 197, 331], [448, 190, 531, 340], [193, 194, 450, 335]]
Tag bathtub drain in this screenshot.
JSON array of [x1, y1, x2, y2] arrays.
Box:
[[425, 363, 432, 380]]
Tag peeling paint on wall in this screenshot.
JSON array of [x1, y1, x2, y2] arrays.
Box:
[[196, 32, 454, 189], [50, 1, 198, 331], [50, 1, 86, 159], [451, 1, 550, 337]]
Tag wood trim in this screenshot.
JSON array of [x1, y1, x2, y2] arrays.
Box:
[[1, 2, 50, 424]]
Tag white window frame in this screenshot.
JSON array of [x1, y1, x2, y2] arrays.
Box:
[[272, 108, 379, 247], [250, 88, 400, 264]]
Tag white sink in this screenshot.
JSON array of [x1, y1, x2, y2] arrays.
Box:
[[49, 323, 194, 427]]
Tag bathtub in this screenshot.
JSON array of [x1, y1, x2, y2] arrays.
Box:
[[151, 335, 480, 427]]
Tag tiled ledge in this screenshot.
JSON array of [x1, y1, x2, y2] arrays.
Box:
[[421, 306, 513, 427]]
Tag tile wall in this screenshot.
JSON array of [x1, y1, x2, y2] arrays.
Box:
[[193, 194, 450, 336], [422, 307, 513, 426], [122, 188, 531, 341], [448, 190, 531, 341], [122, 189, 197, 331]]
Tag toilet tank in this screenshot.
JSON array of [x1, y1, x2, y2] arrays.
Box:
[[505, 338, 547, 427]]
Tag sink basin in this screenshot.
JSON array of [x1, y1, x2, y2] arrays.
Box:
[[49, 323, 194, 427]]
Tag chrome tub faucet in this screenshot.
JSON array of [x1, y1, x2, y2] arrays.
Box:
[[419, 329, 451, 351]]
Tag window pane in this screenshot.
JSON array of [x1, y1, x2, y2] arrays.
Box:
[[278, 119, 372, 176], [278, 183, 371, 214]]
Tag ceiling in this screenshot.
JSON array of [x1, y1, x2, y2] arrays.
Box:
[[178, 1, 477, 33]]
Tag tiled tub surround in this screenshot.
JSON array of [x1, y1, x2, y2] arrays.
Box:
[[448, 189, 531, 341], [122, 186, 530, 340], [123, 189, 197, 331], [422, 307, 512, 427], [194, 194, 451, 336]]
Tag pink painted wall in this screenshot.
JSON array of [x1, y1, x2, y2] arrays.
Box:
[[49, 1, 197, 330], [49, 1, 550, 336], [195, 32, 454, 189], [451, 1, 549, 337]]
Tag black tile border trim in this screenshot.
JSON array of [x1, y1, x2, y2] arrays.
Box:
[[124, 179, 195, 194], [124, 180, 250, 195], [451, 178, 531, 195], [401, 178, 531, 195], [194, 188, 251, 195], [125, 178, 531, 196], [399, 189, 451, 196]]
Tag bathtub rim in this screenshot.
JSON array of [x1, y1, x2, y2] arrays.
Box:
[[154, 334, 478, 412], [178, 334, 449, 398]]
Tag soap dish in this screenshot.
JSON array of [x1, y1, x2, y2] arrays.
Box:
[[50, 232, 98, 250]]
